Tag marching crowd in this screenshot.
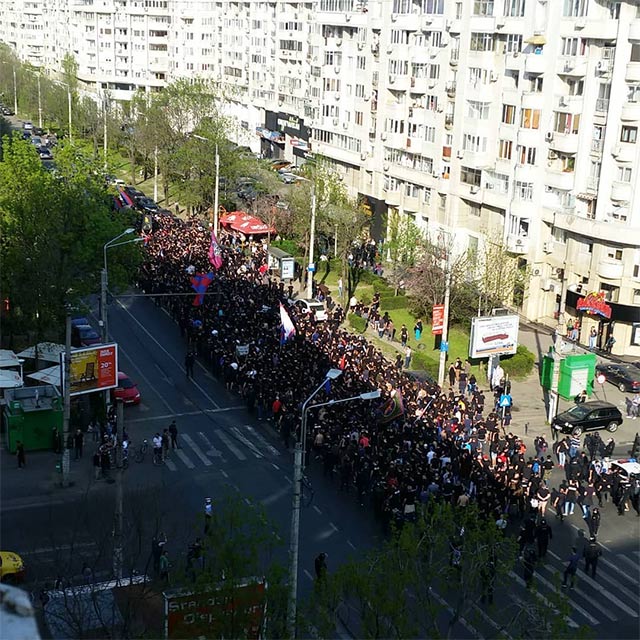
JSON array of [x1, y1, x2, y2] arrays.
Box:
[[138, 216, 638, 587]]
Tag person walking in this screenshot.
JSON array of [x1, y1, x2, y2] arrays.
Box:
[[16, 441, 26, 468], [73, 429, 84, 460], [404, 345, 412, 369], [522, 546, 537, 588], [169, 420, 179, 449], [185, 351, 195, 379], [588, 507, 601, 537], [400, 324, 408, 348], [588, 326, 597, 350], [413, 319, 423, 341], [162, 429, 170, 461], [535, 518, 553, 559], [93, 450, 101, 480], [562, 547, 581, 588], [583, 537, 602, 579], [314, 552, 328, 581], [159, 550, 170, 584]]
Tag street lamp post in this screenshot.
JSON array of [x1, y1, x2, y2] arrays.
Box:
[[191, 134, 220, 233], [60, 309, 72, 488], [36, 73, 42, 129], [12, 66, 17, 116], [286, 369, 380, 639], [52, 80, 72, 141], [296, 176, 317, 301]]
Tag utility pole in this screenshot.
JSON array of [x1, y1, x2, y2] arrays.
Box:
[[103, 96, 108, 172], [67, 85, 72, 142], [286, 442, 303, 639], [101, 268, 108, 342], [213, 145, 220, 235], [547, 333, 563, 424], [153, 145, 158, 202], [306, 186, 317, 300], [36, 73, 42, 129], [61, 311, 72, 488], [113, 399, 124, 581], [437, 255, 451, 388], [12, 66, 17, 116]]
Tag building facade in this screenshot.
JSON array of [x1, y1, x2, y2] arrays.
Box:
[[1, 0, 639, 355]]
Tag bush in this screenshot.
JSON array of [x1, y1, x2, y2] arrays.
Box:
[[348, 313, 367, 333], [411, 351, 439, 379], [500, 344, 535, 379], [372, 278, 392, 295], [270, 239, 298, 256], [379, 295, 409, 310]]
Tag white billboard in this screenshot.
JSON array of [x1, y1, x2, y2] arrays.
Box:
[[469, 315, 520, 358]]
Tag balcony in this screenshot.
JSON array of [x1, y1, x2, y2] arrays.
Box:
[[629, 19, 640, 42], [559, 58, 587, 76], [611, 181, 632, 202], [149, 56, 168, 71], [597, 260, 624, 280], [612, 144, 635, 163], [626, 62, 640, 83], [384, 189, 401, 207], [522, 91, 544, 110], [387, 75, 411, 91], [545, 169, 575, 191], [557, 95, 583, 113], [410, 46, 431, 65], [621, 101, 640, 122], [524, 52, 545, 74], [506, 234, 530, 255], [445, 81, 456, 97], [550, 132, 579, 154], [595, 98, 609, 114], [590, 139, 603, 154]]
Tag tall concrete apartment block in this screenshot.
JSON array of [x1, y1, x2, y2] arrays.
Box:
[[1, 0, 640, 355]]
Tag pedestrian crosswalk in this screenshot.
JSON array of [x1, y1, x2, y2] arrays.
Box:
[[156, 425, 283, 472], [504, 545, 639, 632]]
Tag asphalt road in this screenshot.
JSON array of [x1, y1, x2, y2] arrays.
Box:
[[2, 295, 639, 638]]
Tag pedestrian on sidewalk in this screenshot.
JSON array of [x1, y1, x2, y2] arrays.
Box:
[[583, 537, 602, 579], [404, 345, 412, 369], [588, 327, 597, 350], [93, 450, 101, 480], [159, 550, 170, 584], [522, 546, 537, 588], [74, 429, 84, 460], [185, 351, 195, 378], [16, 441, 26, 468], [561, 547, 580, 588], [169, 420, 179, 449], [162, 429, 170, 460], [535, 518, 553, 558], [400, 324, 408, 348], [588, 507, 601, 537]]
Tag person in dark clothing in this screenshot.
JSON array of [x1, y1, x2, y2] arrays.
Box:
[[583, 537, 602, 579], [16, 441, 26, 468], [314, 552, 328, 581], [169, 420, 179, 449], [185, 351, 195, 378], [588, 507, 601, 537], [535, 519, 553, 558], [74, 429, 84, 459], [523, 547, 537, 588], [562, 547, 580, 588]]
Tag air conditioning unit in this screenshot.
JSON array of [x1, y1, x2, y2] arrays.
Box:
[[543, 242, 554, 253], [343, 122, 349, 129], [345, 13, 351, 22], [559, 97, 568, 107], [575, 18, 586, 29], [333, 117, 339, 126], [432, 171, 440, 178], [548, 150, 558, 160], [381, 132, 387, 140], [336, 39, 343, 46], [383, 162, 390, 171], [485, 183, 494, 190], [532, 268, 542, 276], [496, 19, 505, 28], [596, 60, 610, 72], [445, 19, 452, 30], [470, 185, 480, 194], [389, 76, 395, 84], [357, 42, 364, 50], [545, 132, 554, 142], [360, 152, 367, 161], [513, 50, 520, 58], [456, 150, 464, 159], [541, 279, 556, 292], [490, 72, 499, 82]]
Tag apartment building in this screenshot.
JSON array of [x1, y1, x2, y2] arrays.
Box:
[[1, 0, 639, 355]]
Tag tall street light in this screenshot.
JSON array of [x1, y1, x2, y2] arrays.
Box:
[[296, 176, 317, 300], [51, 79, 72, 142], [191, 133, 220, 234], [286, 370, 380, 639]]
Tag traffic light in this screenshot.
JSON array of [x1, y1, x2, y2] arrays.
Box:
[[142, 214, 152, 234]]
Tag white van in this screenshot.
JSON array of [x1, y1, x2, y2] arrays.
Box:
[[294, 299, 327, 322]]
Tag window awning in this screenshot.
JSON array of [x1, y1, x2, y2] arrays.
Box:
[[576, 192, 597, 201], [526, 35, 547, 45]]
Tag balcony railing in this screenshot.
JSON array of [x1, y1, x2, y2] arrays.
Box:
[[590, 139, 603, 153], [595, 98, 609, 113]]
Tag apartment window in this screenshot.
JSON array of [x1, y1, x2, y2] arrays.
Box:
[[617, 165, 632, 182], [632, 44, 640, 62], [386, 119, 405, 134], [561, 38, 586, 57], [521, 108, 540, 129], [633, 289, 640, 305], [461, 166, 482, 186], [563, 0, 588, 17], [502, 104, 516, 124], [628, 84, 640, 103], [355, 111, 363, 126], [554, 112, 580, 134], [498, 139, 513, 159], [470, 33, 495, 52], [527, 74, 543, 92], [566, 79, 584, 96], [429, 64, 440, 80], [405, 183, 420, 198], [516, 145, 536, 165], [355, 84, 365, 97], [467, 100, 490, 119], [600, 283, 619, 303], [423, 188, 432, 204], [425, 126, 436, 143], [506, 34, 523, 53], [425, 0, 445, 14], [469, 67, 489, 86], [389, 59, 409, 75], [608, 1, 621, 19], [504, 0, 525, 17], [390, 30, 410, 45], [486, 171, 509, 193], [606, 248, 623, 261], [634, 264, 640, 278], [620, 126, 638, 143], [468, 202, 482, 217], [463, 133, 488, 153], [357, 56, 366, 70], [514, 180, 533, 200], [473, 0, 494, 16]]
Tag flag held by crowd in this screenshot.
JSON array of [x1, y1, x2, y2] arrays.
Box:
[[191, 272, 214, 306], [279, 303, 296, 344], [208, 231, 223, 270], [379, 390, 405, 424]]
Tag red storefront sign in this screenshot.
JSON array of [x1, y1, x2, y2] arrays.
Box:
[[576, 292, 612, 319], [432, 304, 445, 335]]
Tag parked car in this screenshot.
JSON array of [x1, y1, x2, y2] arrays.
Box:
[[135, 196, 159, 212], [32, 127, 45, 136], [0, 551, 25, 584], [71, 317, 91, 327], [270, 159, 290, 171], [611, 459, 640, 483], [38, 147, 53, 160], [279, 172, 298, 184], [74, 324, 101, 347], [22, 121, 33, 131], [294, 299, 327, 322], [112, 372, 141, 405], [552, 400, 623, 436], [595, 363, 640, 393], [123, 186, 146, 201], [2, 106, 14, 116]]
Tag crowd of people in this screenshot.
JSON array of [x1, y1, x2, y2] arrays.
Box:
[[137, 215, 637, 585]]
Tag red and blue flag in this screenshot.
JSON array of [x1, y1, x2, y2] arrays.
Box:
[[191, 272, 214, 306]]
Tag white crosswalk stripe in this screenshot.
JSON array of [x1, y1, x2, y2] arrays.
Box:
[[616, 553, 639, 574], [164, 457, 177, 471], [230, 426, 263, 458], [197, 431, 223, 457], [244, 425, 281, 456], [182, 433, 212, 466], [173, 447, 195, 469], [598, 556, 637, 585], [216, 430, 247, 461]]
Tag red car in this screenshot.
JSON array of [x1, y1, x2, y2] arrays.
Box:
[[112, 372, 141, 405]]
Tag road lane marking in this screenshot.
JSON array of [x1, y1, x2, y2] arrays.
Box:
[[329, 522, 338, 532], [616, 553, 639, 574], [427, 588, 481, 638], [598, 556, 636, 584], [244, 425, 281, 456], [304, 569, 314, 581], [2, 500, 67, 513], [216, 430, 247, 460], [173, 448, 195, 469], [230, 426, 263, 458], [119, 350, 174, 413], [472, 603, 513, 639], [271, 463, 280, 470], [182, 433, 212, 466], [197, 431, 223, 457], [260, 486, 290, 506], [116, 300, 220, 409], [22, 542, 97, 555], [127, 406, 245, 424], [347, 540, 356, 550], [532, 570, 599, 626], [165, 457, 177, 471], [313, 505, 322, 515], [220, 469, 228, 478]]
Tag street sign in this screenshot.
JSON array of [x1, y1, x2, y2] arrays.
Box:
[[440, 340, 448, 352], [499, 393, 512, 408], [596, 373, 606, 385], [307, 263, 316, 272]]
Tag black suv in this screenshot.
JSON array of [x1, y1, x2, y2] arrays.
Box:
[[552, 401, 623, 436]]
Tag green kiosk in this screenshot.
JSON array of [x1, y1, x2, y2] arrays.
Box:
[[3, 385, 63, 453], [540, 352, 597, 400]]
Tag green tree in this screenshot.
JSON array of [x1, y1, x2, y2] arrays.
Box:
[[0, 135, 139, 346]]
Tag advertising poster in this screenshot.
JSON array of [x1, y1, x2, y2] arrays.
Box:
[[432, 304, 445, 335], [469, 316, 520, 358], [60, 344, 118, 397]]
